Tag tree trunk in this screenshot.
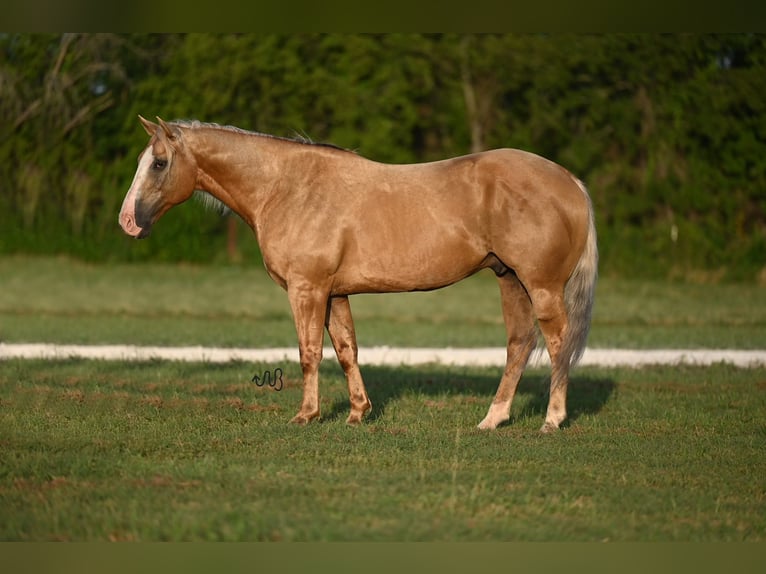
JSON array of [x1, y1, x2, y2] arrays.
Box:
[[459, 37, 484, 154]]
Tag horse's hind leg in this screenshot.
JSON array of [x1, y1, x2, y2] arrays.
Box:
[[527, 285, 570, 433], [326, 295, 372, 425], [478, 272, 537, 430]]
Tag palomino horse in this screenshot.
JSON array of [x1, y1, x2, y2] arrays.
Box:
[[120, 116, 597, 432]]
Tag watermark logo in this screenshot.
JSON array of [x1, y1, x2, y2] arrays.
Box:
[[251, 368, 284, 391]]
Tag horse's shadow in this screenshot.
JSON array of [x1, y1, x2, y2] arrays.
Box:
[[322, 363, 615, 429]]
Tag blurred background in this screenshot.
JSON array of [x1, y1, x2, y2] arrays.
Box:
[[1, 33, 764, 281]]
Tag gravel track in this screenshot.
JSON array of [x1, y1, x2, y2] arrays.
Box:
[[2, 343, 765, 368]]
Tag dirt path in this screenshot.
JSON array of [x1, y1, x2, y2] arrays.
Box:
[[2, 343, 765, 368]]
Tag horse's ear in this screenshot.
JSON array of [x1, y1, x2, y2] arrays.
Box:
[[157, 117, 178, 141], [138, 115, 158, 136]]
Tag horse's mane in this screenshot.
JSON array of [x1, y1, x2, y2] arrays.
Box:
[[170, 119, 353, 153]]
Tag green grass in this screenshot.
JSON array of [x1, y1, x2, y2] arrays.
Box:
[[1, 359, 764, 541], [2, 255, 766, 348], [1, 256, 765, 542]]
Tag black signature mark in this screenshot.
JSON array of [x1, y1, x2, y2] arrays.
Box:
[[251, 368, 284, 391]]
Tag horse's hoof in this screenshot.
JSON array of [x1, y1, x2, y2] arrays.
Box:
[[345, 413, 363, 425], [477, 412, 508, 430], [346, 403, 371, 426], [289, 412, 318, 425], [539, 421, 560, 434]]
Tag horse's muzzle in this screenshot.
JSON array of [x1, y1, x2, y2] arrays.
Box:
[[119, 195, 156, 239], [119, 211, 151, 238]]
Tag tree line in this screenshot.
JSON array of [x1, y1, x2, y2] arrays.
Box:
[[1, 33, 764, 280]]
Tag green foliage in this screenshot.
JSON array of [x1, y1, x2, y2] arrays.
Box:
[[1, 34, 764, 279]]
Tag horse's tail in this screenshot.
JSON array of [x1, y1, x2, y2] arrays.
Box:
[[561, 178, 598, 369]]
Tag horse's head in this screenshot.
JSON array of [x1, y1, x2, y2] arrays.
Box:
[[119, 116, 197, 238]]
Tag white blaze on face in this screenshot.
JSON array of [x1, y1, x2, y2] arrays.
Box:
[[119, 148, 155, 237]]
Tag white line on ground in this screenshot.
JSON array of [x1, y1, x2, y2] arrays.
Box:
[[1, 343, 765, 368]]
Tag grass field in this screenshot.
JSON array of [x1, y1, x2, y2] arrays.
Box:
[[2, 255, 766, 349], [1, 256, 765, 541], [1, 359, 764, 541]]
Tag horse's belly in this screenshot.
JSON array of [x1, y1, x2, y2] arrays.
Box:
[[332, 238, 486, 295]]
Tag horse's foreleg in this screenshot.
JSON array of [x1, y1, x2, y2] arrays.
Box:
[[326, 295, 371, 425], [478, 273, 537, 430], [287, 281, 329, 425]]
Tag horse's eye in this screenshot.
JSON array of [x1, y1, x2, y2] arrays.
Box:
[[152, 159, 168, 171]]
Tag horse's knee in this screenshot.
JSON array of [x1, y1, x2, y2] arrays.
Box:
[[299, 345, 323, 372]]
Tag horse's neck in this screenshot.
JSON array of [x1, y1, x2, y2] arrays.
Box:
[[189, 128, 290, 226]]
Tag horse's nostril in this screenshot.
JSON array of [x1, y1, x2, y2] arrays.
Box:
[[119, 211, 144, 237]]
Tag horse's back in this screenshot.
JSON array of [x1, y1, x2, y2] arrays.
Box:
[[319, 148, 590, 294]]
